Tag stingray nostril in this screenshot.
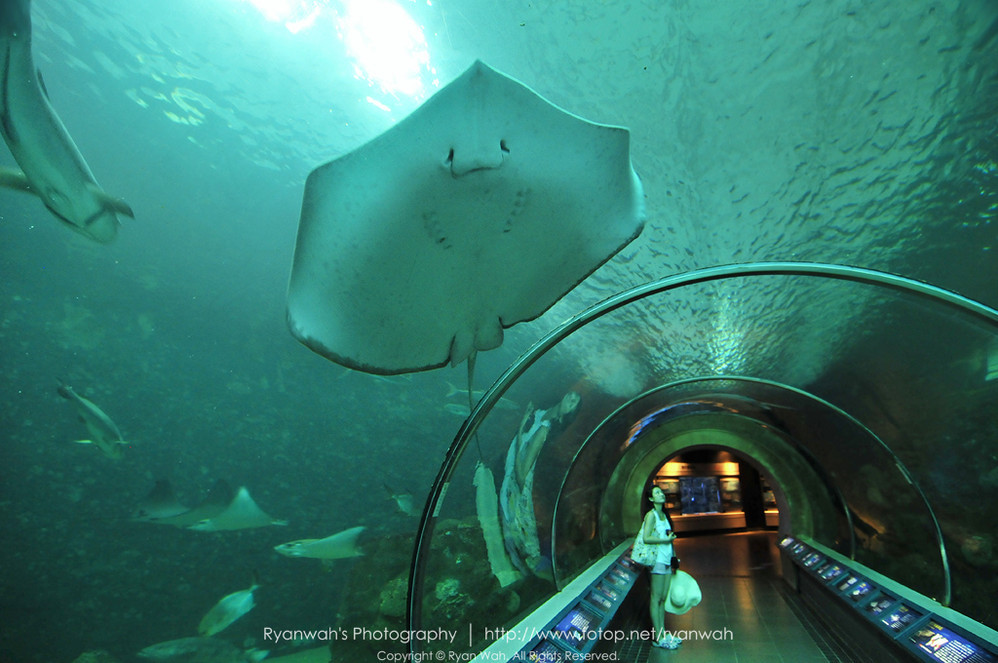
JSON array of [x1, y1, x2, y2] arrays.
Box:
[[445, 148, 455, 164], [500, 140, 509, 154]]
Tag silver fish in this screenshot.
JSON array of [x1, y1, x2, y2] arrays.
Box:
[[0, 0, 133, 242], [199, 578, 258, 637], [57, 382, 128, 460]]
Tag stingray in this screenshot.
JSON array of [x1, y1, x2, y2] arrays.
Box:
[[287, 60, 645, 374], [132, 479, 234, 527], [188, 486, 287, 532]]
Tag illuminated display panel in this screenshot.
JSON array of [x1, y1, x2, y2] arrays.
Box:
[[863, 595, 895, 616], [530, 639, 565, 662], [594, 582, 619, 602], [791, 542, 808, 555], [618, 557, 639, 571], [553, 605, 600, 650], [586, 589, 613, 612], [604, 572, 629, 589], [910, 621, 998, 663], [609, 566, 634, 584], [803, 552, 824, 568], [818, 563, 846, 582], [837, 575, 859, 593], [779, 536, 796, 549], [847, 581, 875, 602], [880, 603, 922, 633]]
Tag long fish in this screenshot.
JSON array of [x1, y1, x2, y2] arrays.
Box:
[[57, 382, 128, 460], [0, 0, 133, 243]]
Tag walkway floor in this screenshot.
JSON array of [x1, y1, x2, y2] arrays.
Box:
[[617, 531, 859, 663]]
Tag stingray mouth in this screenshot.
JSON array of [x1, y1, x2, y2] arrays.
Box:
[[445, 140, 510, 177]]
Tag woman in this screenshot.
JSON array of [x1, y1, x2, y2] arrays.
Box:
[[643, 485, 682, 649]]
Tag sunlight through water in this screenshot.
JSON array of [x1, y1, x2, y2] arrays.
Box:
[[237, 0, 436, 107]]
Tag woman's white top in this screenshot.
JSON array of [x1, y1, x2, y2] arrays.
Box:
[[650, 509, 674, 564]]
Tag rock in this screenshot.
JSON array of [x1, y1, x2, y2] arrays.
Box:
[[379, 575, 408, 619]]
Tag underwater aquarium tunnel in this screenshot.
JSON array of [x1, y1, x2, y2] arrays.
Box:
[[408, 262, 998, 654]]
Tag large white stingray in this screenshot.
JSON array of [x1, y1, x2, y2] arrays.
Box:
[[288, 60, 645, 374]]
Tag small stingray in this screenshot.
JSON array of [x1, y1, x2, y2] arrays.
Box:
[[274, 526, 366, 559], [287, 60, 645, 374], [132, 479, 234, 527], [188, 486, 287, 532]]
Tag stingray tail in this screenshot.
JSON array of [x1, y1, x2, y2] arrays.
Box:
[[467, 353, 486, 463]]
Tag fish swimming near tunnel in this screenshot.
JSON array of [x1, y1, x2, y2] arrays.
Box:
[[274, 525, 366, 560], [0, 0, 134, 242], [198, 576, 259, 637], [57, 382, 129, 460]]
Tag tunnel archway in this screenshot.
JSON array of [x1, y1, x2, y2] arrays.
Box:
[[408, 263, 998, 652]]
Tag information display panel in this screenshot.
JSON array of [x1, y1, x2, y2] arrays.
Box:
[[552, 604, 601, 651], [909, 621, 998, 663], [863, 593, 897, 617], [530, 639, 567, 662], [593, 582, 620, 602], [618, 556, 640, 571], [818, 562, 846, 583], [846, 580, 876, 602], [879, 603, 922, 634], [779, 536, 796, 549], [585, 588, 613, 612], [608, 566, 635, 585], [604, 571, 629, 590], [802, 552, 825, 568], [836, 574, 860, 593]]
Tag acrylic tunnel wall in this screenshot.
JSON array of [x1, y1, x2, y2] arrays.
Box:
[[407, 262, 998, 654]]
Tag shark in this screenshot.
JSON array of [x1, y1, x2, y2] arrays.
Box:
[[0, 0, 133, 243]]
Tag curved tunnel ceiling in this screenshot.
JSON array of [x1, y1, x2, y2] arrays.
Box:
[[581, 378, 947, 602], [411, 264, 998, 640]]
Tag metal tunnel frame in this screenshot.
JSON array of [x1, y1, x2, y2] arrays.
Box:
[[407, 261, 998, 643]]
